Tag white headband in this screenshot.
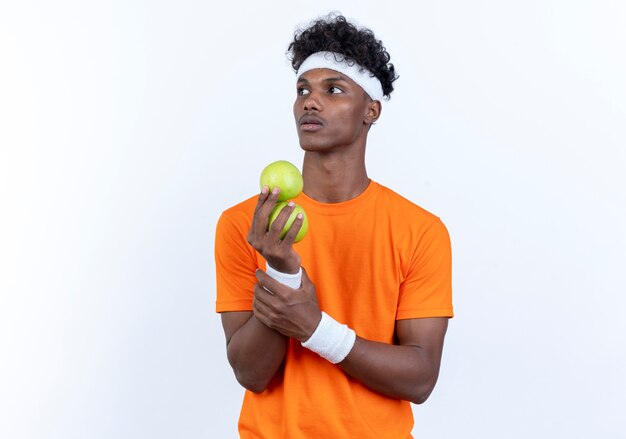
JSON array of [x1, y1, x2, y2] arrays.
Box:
[[296, 51, 384, 101]]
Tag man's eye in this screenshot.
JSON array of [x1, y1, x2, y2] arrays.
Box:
[[297, 88, 310, 96], [329, 86, 343, 94]]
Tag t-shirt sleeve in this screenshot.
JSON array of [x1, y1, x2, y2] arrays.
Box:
[[396, 218, 454, 319], [214, 210, 259, 312]]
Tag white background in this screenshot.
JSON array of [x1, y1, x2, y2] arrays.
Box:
[[1, 1, 625, 438]]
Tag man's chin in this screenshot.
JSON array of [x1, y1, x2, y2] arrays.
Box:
[[298, 137, 334, 152], [299, 141, 324, 152]]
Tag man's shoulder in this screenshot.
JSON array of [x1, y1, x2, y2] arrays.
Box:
[[374, 182, 442, 224], [373, 182, 451, 256], [220, 194, 257, 220], [216, 194, 257, 235]]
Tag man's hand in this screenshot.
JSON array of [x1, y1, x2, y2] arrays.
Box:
[[253, 268, 322, 342], [246, 186, 304, 274]]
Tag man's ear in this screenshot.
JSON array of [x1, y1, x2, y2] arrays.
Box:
[[364, 100, 382, 125]]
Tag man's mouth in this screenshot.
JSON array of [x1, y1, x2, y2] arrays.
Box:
[[299, 115, 324, 131]]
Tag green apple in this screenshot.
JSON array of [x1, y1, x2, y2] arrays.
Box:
[[260, 160, 303, 201], [268, 202, 309, 242]]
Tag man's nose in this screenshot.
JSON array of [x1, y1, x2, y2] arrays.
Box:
[[303, 91, 322, 111]]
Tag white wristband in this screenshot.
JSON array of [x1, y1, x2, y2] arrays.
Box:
[[301, 312, 356, 364], [265, 264, 302, 289]]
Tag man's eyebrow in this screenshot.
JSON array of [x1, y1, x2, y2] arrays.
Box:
[[297, 76, 350, 84], [322, 76, 349, 83]]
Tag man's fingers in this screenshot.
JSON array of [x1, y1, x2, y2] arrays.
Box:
[[255, 269, 284, 295], [252, 293, 271, 325], [253, 187, 281, 236], [253, 282, 271, 301], [252, 185, 273, 220], [254, 185, 270, 211], [253, 283, 277, 318], [267, 202, 296, 239], [253, 282, 282, 328], [255, 268, 269, 283], [300, 267, 312, 287], [280, 213, 303, 245]]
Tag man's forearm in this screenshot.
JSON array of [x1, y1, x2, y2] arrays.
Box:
[[339, 337, 441, 404], [227, 314, 288, 393], [249, 270, 448, 403]]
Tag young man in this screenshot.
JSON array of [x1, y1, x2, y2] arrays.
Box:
[[215, 14, 453, 438]]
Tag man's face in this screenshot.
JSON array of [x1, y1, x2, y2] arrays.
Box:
[[293, 68, 373, 152]]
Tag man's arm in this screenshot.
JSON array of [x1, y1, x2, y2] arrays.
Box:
[[221, 311, 288, 393], [253, 269, 449, 404], [219, 186, 305, 393], [339, 317, 448, 404]]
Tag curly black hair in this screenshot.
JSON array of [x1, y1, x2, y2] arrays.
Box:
[[287, 13, 398, 98]]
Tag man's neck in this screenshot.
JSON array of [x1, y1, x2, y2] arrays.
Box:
[[301, 150, 369, 203]]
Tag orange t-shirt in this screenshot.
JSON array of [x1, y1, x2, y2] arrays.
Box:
[[215, 181, 453, 438]]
